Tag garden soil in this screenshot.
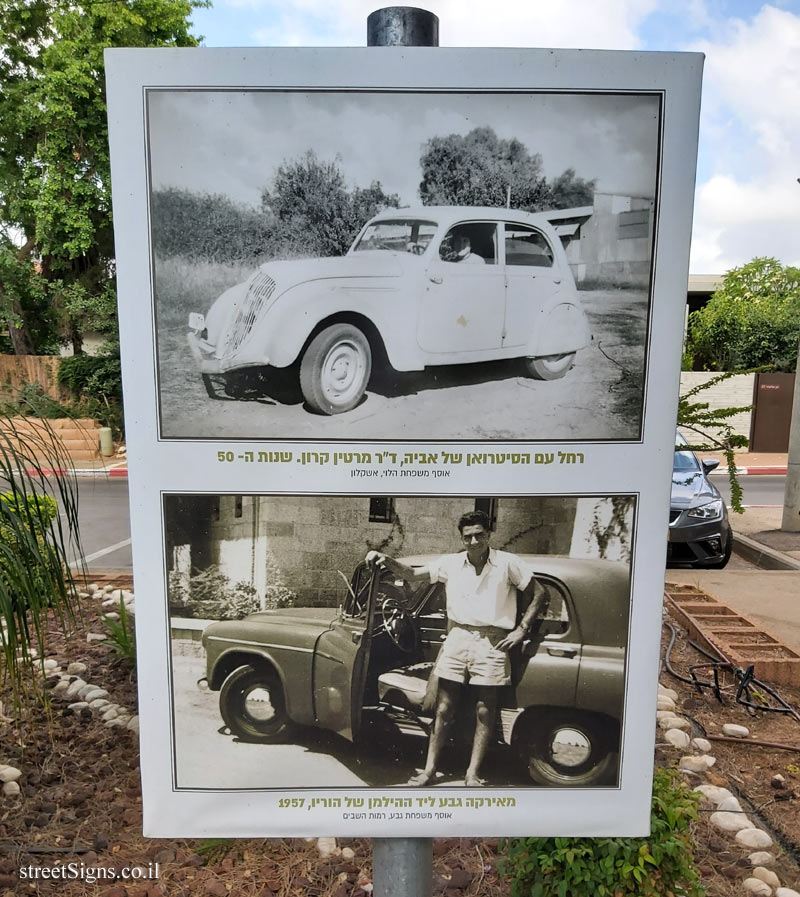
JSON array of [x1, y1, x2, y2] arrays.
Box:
[[3, 590, 800, 896]]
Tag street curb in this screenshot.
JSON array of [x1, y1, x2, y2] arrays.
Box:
[[732, 531, 800, 571], [736, 466, 788, 476], [710, 466, 788, 476], [25, 467, 128, 478]]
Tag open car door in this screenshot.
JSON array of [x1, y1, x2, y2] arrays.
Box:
[[312, 562, 381, 742]]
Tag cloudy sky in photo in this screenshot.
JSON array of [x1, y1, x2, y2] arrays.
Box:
[[178, 0, 800, 275], [148, 91, 659, 209]]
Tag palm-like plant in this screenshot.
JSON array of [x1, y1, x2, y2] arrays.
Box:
[[0, 415, 83, 705]]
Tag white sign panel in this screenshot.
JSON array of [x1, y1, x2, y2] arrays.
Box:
[[105, 47, 702, 838]]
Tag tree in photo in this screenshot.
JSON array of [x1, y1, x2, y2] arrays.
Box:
[[0, 0, 205, 356], [686, 257, 800, 372], [261, 152, 400, 258], [418, 126, 595, 211]]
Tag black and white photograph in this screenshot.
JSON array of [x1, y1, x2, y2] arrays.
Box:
[[165, 493, 634, 790], [150, 89, 660, 441]]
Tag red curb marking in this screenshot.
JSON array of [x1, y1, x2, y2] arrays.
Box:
[[108, 468, 128, 477]]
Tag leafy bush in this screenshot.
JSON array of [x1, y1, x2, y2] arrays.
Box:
[[169, 566, 261, 621], [0, 382, 73, 419], [499, 768, 704, 897], [0, 417, 82, 706], [686, 257, 800, 372], [169, 557, 298, 620], [101, 597, 136, 664], [57, 350, 123, 434]]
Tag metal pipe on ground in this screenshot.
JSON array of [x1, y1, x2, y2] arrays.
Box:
[[366, 8, 438, 896]]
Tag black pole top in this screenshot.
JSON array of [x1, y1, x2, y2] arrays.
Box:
[[367, 7, 439, 46]]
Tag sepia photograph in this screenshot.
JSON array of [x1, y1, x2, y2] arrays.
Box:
[[165, 493, 635, 790], [149, 89, 660, 441]]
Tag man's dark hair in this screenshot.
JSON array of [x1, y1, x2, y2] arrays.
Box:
[[457, 510, 491, 533]]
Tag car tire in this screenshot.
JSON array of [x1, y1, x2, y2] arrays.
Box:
[[300, 323, 372, 414], [524, 352, 576, 381], [514, 709, 617, 787], [704, 532, 733, 569], [219, 664, 290, 743]]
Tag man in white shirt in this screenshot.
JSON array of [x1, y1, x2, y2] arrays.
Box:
[[367, 510, 544, 786]]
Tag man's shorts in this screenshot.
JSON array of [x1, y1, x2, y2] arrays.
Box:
[[434, 624, 511, 687]]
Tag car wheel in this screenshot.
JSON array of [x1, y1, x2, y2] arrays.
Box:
[[514, 709, 617, 786], [524, 352, 576, 381], [299, 323, 372, 414], [219, 664, 290, 743], [704, 532, 733, 569], [202, 373, 222, 399]]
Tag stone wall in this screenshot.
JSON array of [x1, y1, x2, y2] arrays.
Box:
[[678, 372, 755, 442], [197, 496, 580, 608]]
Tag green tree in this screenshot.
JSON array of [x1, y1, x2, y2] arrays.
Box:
[[261, 152, 399, 257], [0, 0, 206, 355], [686, 257, 800, 372], [418, 126, 595, 211]]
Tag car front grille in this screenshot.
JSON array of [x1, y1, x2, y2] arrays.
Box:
[[221, 271, 276, 356]]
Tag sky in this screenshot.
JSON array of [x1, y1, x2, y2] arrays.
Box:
[[182, 0, 800, 275], [149, 91, 660, 211]]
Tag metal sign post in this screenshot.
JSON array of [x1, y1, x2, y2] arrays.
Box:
[[367, 14, 437, 893], [362, 0, 449, 879]]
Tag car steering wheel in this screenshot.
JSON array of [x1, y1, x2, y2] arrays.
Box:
[[379, 597, 417, 653], [407, 242, 425, 255]]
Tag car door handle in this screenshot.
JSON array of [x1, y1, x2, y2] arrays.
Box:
[[429, 275, 443, 284], [547, 647, 577, 658]]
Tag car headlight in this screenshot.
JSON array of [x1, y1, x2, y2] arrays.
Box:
[[687, 499, 723, 520]]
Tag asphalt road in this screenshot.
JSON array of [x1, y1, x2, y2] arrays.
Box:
[[63, 474, 784, 573]]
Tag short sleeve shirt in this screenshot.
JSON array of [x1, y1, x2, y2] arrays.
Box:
[[428, 549, 534, 629]]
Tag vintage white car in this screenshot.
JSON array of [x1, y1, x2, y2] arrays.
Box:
[[187, 206, 591, 415]]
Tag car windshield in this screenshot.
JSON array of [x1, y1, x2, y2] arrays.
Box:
[[351, 219, 438, 254], [673, 450, 700, 472], [342, 565, 431, 618]]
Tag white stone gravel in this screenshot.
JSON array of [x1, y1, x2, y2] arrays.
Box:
[[657, 697, 676, 711], [717, 796, 743, 813], [66, 662, 87, 675], [694, 784, 734, 806], [658, 685, 679, 701], [776, 889, 800, 897], [691, 737, 712, 752], [750, 853, 776, 867], [743, 878, 772, 896], [0, 766, 22, 783], [664, 729, 691, 749], [754, 868, 781, 890], [679, 754, 716, 772], [67, 702, 89, 712], [722, 723, 750, 738], [84, 688, 109, 702], [86, 633, 106, 642], [710, 811, 752, 832], [736, 829, 774, 850], [2, 781, 20, 797], [658, 716, 690, 731], [65, 678, 87, 699]]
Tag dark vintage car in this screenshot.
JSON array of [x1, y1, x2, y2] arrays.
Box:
[[201, 555, 629, 786], [667, 434, 732, 568]]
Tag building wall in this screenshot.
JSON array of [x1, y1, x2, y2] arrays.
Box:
[[198, 495, 580, 608], [678, 372, 755, 442], [563, 193, 653, 288]]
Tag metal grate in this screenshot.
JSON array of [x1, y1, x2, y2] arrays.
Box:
[[221, 271, 276, 356]]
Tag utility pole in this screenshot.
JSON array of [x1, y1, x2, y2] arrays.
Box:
[[365, 11, 436, 885], [781, 337, 800, 531]]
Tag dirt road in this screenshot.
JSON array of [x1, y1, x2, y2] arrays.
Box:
[[156, 288, 647, 441]]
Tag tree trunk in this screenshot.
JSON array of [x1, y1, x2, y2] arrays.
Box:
[[4, 237, 38, 355]]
